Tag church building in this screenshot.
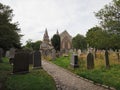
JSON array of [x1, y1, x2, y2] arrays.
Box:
[[40, 29, 72, 55]]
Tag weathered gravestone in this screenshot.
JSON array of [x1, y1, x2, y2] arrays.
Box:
[[33, 51, 42, 69], [13, 52, 29, 74], [9, 48, 16, 64], [29, 52, 33, 64], [105, 50, 110, 68], [52, 49, 56, 60], [87, 52, 94, 69], [5, 51, 10, 58], [77, 49, 81, 56], [0, 48, 3, 63], [70, 54, 79, 68]]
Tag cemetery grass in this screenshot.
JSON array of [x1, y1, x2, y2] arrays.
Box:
[[0, 58, 56, 90], [52, 54, 120, 90]]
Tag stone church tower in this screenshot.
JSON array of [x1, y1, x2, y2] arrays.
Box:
[[40, 28, 53, 56], [43, 28, 49, 43]]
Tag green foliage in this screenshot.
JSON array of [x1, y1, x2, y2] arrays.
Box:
[[95, 0, 120, 49], [25, 39, 42, 50], [72, 34, 87, 51], [0, 58, 11, 82], [0, 3, 21, 50], [6, 70, 56, 90], [86, 26, 112, 49], [52, 56, 70, 68], [51, 34, 60, 52]]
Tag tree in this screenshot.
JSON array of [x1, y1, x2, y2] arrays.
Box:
[[25, 39, 42, 51], [95, 0, 120, 60], [0, 3, 21, 50], [31, 41, 42, 50], [86, 26, 111, 49], [51, 34, 60, 52], [72, 34, 87, 51], [95, 0, 120, 49]]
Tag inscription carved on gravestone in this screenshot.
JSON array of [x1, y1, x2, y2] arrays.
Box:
[[87, 52, 94, 69], [33, 51, 42, 69], [70, 54, 79, 68], [13, 52, 29, 74]]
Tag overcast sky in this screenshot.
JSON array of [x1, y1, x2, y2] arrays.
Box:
[[0, 0, 112, 45]]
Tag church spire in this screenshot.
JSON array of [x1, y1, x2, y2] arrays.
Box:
[[43, 28, 49, 42], [56, 29, 59, 35]]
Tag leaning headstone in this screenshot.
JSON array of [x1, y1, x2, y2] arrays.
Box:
[[52, 49, 56, 60], [105, 50, 110, 68], [70, 54, 79, 68], [13, 52, 29, 74], [29, 52, 33, 64], [9, 48, 16, 64], [87, 52, 94, 69], [33, 51, 42, 69], [0, 48, 3, 63]]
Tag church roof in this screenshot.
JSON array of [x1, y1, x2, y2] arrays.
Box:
[[60, 30, 72, 39]]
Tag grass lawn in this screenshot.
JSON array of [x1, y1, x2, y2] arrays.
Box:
[[52, 53, 120, 90], [0, 58, 56, 90]]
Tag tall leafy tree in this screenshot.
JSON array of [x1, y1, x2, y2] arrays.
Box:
[[72, 34, 87, 51], [25, 39, 42, 51], [95, 0, 120, 49], [95, 0, 120, 60], [86, 26, 111, 49], [51, 34, 60, 52], [0, 3, 21, 50]]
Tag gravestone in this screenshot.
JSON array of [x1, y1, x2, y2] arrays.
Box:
[[87, 52, 94, 69], [77, 49, 81, 56], [70, 54, 79, 68], [5, 51, 10, 58], [105, 50, 110, 68], [13, 52, 29, 74], [33, 51, 42, 69], [52, 49, 56, 60], [0, 48, 3, 63], [9, 48, 16, 64], [29, 52, 33, 64]]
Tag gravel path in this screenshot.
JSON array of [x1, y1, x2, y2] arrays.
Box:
[[42, 60, 109, 90]]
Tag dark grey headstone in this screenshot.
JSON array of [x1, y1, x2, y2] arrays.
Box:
[[70, 54, 79, 68], [87, 52, 94, 69], [105, 50, 110, 68], [13, 52, 29, 74], [33, 51, 42, 69], [29, 52, 33, 64]]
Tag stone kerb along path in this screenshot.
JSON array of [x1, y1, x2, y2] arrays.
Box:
[[42, 60, 112, 90]]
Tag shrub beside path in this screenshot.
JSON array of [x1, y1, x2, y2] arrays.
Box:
[[42, 60, 109, 90]]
